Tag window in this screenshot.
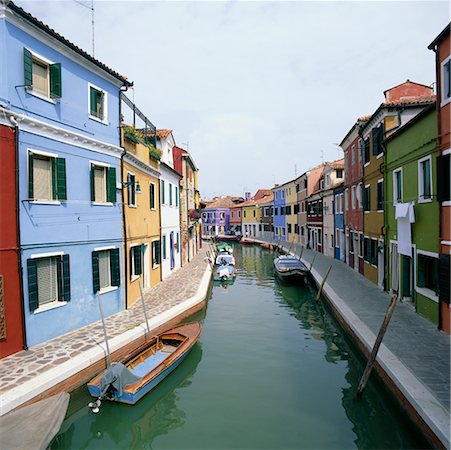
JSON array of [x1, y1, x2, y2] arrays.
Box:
[[437, 154, 450, 202], [417, 253, 438, 294], [363, 185, 371, 212], [92, 248, 120, 293], [296, 184, 300, 192], [320, 179, 324, 189], [357, 182, 363, 208], [336, 169, 343, 178], [253, 210, 256, 218], [175, 186, 179, 207], [27, 254, 70, 312], [162, 235, 167, 260], [176, 232, 180, 252], [363, 138, 370, 164], [287, 224, 292, 234], [325, 174, 330, 187], [150, 182, 156, 209], [127, 173, 136, 206], [393, 169, 402, 203], [344, 189, 348, 211], [363, 238, 378, 265], [161, 180, 165, 204], [152, 240, 161, 267], [220, 212, 225, 220], [23, 48, 62, 99], [441, 57, 451, 106], [359, 234, 364, 258], [352, 186, 356, 210], [351, 145, 355, 164], [285, 205, 292, 215], [88, 83, 107, 122], [130, 245, 142, 280], [238, 210, 241, 218], [169, 183, 173, 206], [28, 151, 66, 201], [349, 232, 354, 253], [377, 180, 384, 211], [418, 156, 432, 202], [91, 163, 116, 203]]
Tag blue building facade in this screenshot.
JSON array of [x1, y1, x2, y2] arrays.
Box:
[[334, 186, 346, 261], [272, 186, 287, 241], [0, 3, 132, 346]]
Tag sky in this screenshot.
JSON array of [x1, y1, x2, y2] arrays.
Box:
[[15, 0, 449, 198]]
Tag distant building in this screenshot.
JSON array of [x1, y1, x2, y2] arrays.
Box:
[[201, 196, 238, 237]]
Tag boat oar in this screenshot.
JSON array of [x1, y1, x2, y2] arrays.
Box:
[[139, 281, 151, 340]]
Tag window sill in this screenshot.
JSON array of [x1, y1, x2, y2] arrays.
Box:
[[98, 286, 118, 295], [415, 287, 438, 303], [128, 204, 137, 208], [418, 197, 433, 204], [92, 202, 113, 206], [88, 114, 109, 125], [30, 200, 61, 205], [130, 275, 140, 283], [376, 152, 384, 159], [442, 201, 451, 207], [34, 301, 67, 314], [26, 88, 57, 104], [377, 209, 383, 213]]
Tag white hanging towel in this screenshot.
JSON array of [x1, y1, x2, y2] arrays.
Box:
[[396, 202, 415, 257]]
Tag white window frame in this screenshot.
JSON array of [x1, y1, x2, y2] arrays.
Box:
[[130, 243, 141, 282], [88, 82, 108, 125], [418, 155, 433, 203], [127, 171, 137, 207], [96, 248, 118, 294], [28, 149, 61, 205], [150, 182, 156, 210], [90, 160, 112, 206], [415, 249, 439, 302], [393, 168, 403, 204], [26, 49, 57, 104], [440, 55, 451, 108]]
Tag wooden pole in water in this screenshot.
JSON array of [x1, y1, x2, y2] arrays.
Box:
[[139, 280, 151, 339], [309, 253, 317, 272], [316, 265, 332, 302], [298, 246, 304, 261], [357, 294, 398, 397], [96, 292, 112, 367]]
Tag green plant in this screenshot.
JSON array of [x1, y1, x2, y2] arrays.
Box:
[[123, 125, 141, 144]]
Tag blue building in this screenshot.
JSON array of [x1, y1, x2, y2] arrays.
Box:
[[272, 185, 287, 241], [0, 2, 132, 346], [334, 185, 346, 261]]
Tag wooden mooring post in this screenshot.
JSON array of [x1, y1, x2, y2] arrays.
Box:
[[309, 253, 316, 272], [298, 245, 304, 261], [316, 265, 332, 302], [357, 294, 398, 396]]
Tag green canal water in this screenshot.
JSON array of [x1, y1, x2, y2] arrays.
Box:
[[53, 244, 428, 449]]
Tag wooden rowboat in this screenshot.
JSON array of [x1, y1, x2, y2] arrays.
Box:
[[87, 323, 201, 406], [274, 255, 309, 284]]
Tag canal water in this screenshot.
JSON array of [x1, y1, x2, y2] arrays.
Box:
[[53, 244, 428, 449]]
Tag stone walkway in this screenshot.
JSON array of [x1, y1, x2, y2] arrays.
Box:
[[0, 247, 210, 396]]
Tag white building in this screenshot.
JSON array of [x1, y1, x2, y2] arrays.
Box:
[[156, 130, 182, 279]]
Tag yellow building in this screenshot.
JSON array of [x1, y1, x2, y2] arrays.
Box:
[[122, 126, 161, 307], [284, 179, 299, 244]]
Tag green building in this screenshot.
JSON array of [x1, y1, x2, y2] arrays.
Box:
[[385, 105, 439, 324]]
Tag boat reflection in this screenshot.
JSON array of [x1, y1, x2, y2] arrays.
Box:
[[54, 343, 203, 449]]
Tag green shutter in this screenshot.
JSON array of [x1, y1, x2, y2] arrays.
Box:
[[24, 48, 33, 87], [417, 255, 425, 288], [50, 63, 62, 98], [62, 254, 71, 301], [27, 259, 38, 312], [156, 240, 161, 265], [89, 87, 97, 116], [56, 158, 67, 200], [378, 124, 384, 154], [110, 248, 120, 286], [51, 158, 57, 200], [90, 165, 95, 202], [150, 183, 155, 209], [161, 180, 165, 204], [423, 159, 431, 198], [107, 167, 116, 203], [134, 246, 142, 276], [163, 236, 167, 259], [28, 153, 34, 199], [372, 127, 379, 155], [92, 251, 100, 294]]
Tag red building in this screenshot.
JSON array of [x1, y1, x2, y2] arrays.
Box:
[[340, 116, 369, 274], [429, 24, 451, 333], [306, 174, 324, 253], [0, 124, 24, 357]]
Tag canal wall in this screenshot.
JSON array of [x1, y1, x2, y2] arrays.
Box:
[[244, 237, 450, 449], [0, 249, 212, 416]]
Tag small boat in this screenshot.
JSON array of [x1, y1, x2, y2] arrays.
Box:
[[216, 242, 233, 254], [87, 323, 201, 406], [213, 263, 237, 282], [274, 255, 309, 283], [215, 252, 235, 266], [240, 238, 255, 245], [216, 234, 241, 242]]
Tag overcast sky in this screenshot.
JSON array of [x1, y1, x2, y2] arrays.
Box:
[[17, 1, 449, 198]]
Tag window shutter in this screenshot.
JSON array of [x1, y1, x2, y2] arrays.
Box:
[[150, 183, 155, 209], [127, 173, 132, 205], [107, 167, 116, 203], [28, 153, 34, 199], [50, 63, 62, 98], [62, 254, 71, 301], [364, 138, 370, 163], [110, 248, 120, 286], [24, 48, 33, 87], [372, 127, 379, 155], [156, 240, 161, 265], [55, 158, 67, 200], [92, 251, 100, 294], [439, 254, 450, 303], [51, 158, 57, 200], [27, 259, 38, 312], [378, 124, 384, 154], [437, 155, 450, 202], [134, 246, 142, 276], [90, 165, 95, 201], [417, 256, 426, 288], [161, 180, 165, 204], [89, 87, 97, 116]]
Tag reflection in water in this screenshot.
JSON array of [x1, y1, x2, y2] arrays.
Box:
[[53, 344, 203, 449]]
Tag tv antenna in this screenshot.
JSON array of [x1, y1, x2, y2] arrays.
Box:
[[73, 0, 95, 56]]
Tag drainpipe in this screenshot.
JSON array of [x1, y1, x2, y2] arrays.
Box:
[[10, 115, 28, 350]]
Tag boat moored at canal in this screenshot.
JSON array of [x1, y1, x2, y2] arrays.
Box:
[[213, 263, 237, 282], [87, 323, 201, 406], [274, 255, 309, 284]]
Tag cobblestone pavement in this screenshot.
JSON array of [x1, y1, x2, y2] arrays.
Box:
[[283, 242, 450, 412], [0, 247, 210, 395]]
